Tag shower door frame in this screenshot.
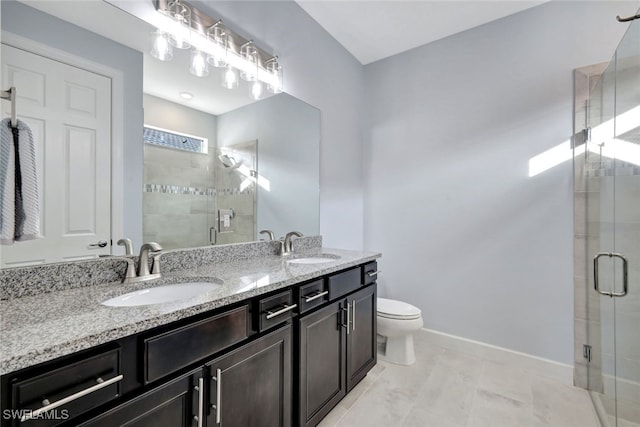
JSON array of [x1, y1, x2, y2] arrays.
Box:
[[573, 18, 640, 427]]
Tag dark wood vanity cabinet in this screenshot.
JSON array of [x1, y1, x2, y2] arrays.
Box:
[[345, 285, 377, 391], [78, 368, 203, 427], [1, 261, 378, 427], [297, 299, 347, 427], [297, 271, 377, 427], [206, 325, 292, 427]]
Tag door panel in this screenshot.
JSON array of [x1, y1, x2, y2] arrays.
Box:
[[585, 17, 640, 427], [298, 300, 346, 427], [1, 44, 111, 267], [346, 285, 377, 391]]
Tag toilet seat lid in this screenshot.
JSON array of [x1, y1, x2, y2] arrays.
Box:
[[377, 298, 422, 320]]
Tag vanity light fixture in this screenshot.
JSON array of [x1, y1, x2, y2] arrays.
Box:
[[206, 21, 227, 68], [167, 0, 191, 49], [151, 0, 283, 96], [239, 41, 258, 82], [150, 29, 173, 61], [189, 48, 209, 77]]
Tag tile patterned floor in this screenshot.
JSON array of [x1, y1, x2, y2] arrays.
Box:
[[319, 331, 602, 427]]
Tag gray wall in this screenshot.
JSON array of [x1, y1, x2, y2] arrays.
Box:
[[362, 1, 636, 364], [217, 93, 320, 239], [1, 0, 144, 248], [194, 1, 364, 250]]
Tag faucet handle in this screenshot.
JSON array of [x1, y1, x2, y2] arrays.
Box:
[[151, 253, 161, 275]]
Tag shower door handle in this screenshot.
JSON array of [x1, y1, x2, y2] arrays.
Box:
[[593, 252, 628, 297]]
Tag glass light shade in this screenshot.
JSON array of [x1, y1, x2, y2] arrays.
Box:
[[222, 66, 239, 89], [266, 59, 283, 94], [207, 25, 227, 67], [251, 81, 263, 100], [167, 0, 191, 49], [150, 30, 173, 61], [240, 43, 257, 82], [189, 49, 209, 77]]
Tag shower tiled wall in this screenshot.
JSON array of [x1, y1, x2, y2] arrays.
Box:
[[214, 141, 257, 245], [143, 144, 216, 249]]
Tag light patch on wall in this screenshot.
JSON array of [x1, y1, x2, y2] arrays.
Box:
[[237, 164, 271, 192], [529, 105, 640, 177]]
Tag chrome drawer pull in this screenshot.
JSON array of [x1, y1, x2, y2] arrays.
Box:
[[265, 304, 297, 319], [304, 290, 328, 303], [367, 270, 381, 277], [20, 374, 123, 422]]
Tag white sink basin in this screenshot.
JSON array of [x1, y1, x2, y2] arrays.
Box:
[[287, 255, 341, 265], [102, 282, 221, 307]]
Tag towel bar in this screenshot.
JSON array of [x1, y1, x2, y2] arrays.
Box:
[[1, 87, 17, 127]]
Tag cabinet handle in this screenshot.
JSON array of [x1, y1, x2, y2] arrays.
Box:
[[352, 299, 356, 332], [304, 290, 328, 303], [20, 374, 123, 422], [265, 303, 297, 319], [343, 303, 351, 335], [212, 368, 222, 424], [194, 377, 204, 427], [367, 270, 380, 277]]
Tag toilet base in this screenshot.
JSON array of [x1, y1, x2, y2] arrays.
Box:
[[377, 333, 416, 366]]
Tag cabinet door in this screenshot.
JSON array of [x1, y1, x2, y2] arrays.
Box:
[[207, 325, 292, 427], [346, 284, 377, 391], [78, 369, 203, 427], [298, 300, 347, 427]]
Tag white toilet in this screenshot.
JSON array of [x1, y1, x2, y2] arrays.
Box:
[[376, 298, 423, 365]]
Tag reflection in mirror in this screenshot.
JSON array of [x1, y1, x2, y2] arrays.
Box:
[[0, 0, 320, 268]]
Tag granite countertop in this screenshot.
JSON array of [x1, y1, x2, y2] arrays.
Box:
[[0, 248, 380, 375]]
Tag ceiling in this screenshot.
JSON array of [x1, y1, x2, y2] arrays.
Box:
[[15, 0, 551, 113], [295, 0, 550, 64]]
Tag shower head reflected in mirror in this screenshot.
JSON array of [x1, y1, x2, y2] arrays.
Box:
[[218, 154, 241, 169]]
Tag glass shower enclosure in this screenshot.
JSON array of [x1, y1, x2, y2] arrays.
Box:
[[574, 16, 639, 427]]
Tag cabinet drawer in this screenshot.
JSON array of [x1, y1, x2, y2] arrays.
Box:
[[297, 279, 327, 314], [258, 290, 295, 332], [11, 348, 121, 426], [144, 305, 248, 384], [362, 261, 378, 285], [327, 267, 362, 300]]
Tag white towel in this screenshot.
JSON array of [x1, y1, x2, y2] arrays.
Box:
[[1, 118, 40, 244]]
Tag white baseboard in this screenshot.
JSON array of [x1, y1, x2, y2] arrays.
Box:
[[419, 328, 574, 384]]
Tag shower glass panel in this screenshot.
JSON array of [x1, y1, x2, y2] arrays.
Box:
[[578, 17, 640, 427]]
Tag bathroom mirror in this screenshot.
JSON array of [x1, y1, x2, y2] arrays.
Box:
[[0, 0, 320, 267]]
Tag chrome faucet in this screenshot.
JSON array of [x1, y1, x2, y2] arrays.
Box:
[[282, 231, 303, 255], [123, 242, 162, 283], [259, 229, 275, 241]]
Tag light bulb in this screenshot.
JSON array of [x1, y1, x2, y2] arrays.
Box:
[[189, 49, 209, 77], [251, 81, 263, 100], [207, 24, 227, 68], [222, 66, 238, 89], [240, 42, 257, 82], [167, 0, 191, 49], [150, 30, 173, 61], [266, 58, 283, 94]]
